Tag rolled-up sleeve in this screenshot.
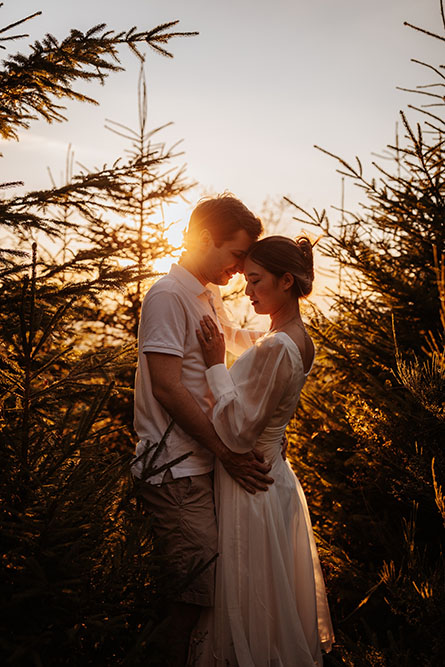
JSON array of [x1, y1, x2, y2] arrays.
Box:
[[140, 290, 186, 357]]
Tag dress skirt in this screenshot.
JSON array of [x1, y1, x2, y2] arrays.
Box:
[[193, 428, 334, 667]]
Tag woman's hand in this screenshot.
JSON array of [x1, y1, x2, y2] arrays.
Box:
[[197, 315, 225, 367]]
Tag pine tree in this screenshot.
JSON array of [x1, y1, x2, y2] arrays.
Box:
[[285, 5, 445, 665], [0, 8, 197, 664], [0, 9, 196, 141], [84, 59, 195, 342]]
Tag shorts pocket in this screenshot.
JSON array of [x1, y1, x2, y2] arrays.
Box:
[[170, 475, 192, 505]]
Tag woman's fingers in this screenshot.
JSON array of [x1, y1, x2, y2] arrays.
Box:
[[196, 329, 208, 349], [201, 315, 221, 342], [200, 319, 212, 340], [203, 315, 218, 335]]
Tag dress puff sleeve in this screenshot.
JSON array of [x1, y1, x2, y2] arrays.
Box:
[[205, 334, 293, 453]]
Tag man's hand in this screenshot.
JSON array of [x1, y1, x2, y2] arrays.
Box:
[[146, 352, 274, 494], [220, 447, 274, 494]]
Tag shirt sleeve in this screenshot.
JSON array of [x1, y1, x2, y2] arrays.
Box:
[[207, 283, 264, 356], [139, 289, 186, 357], [205, 336, 292, 453]]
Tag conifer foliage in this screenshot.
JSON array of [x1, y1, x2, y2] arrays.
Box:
[[0, 10, 196, 140], [287, 5, 445, 665], [0, 6, 196, 664]]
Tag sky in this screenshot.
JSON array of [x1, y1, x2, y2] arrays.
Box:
[[1, 0, 443, 302]]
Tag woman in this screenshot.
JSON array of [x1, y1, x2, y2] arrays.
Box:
[[193, 236, 334, 666]]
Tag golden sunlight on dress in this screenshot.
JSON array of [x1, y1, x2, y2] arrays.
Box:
[[192, 331, 334, 667]]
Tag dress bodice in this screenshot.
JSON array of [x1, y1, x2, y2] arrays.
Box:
[[205, 331, 310, 455]]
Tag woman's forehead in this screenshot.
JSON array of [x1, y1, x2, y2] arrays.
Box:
[[244, 257, 264, 276]]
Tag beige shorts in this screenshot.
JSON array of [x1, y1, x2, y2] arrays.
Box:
[[137, 469, 217, 607]]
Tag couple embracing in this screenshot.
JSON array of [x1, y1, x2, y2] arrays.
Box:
[[131, 194, 334, 666]]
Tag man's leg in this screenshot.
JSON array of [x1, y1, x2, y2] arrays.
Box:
[[138, 470, 217, 666], [166, 601, 201, 667]]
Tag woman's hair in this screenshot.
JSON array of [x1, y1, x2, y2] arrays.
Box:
[[187, 193, 263, 247], [247, 235, 314, 298]]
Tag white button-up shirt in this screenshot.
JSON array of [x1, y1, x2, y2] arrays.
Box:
[[132, 263, 260, 484]]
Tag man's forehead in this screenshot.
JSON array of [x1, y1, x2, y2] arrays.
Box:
[[224, 229, 254, 252]]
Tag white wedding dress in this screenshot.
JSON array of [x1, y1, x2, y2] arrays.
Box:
[[192, 331, 334, 667]]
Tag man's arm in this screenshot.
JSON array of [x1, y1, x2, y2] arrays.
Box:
[[147, 352, 273, 494]]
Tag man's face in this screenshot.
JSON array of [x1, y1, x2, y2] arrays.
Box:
[[203, 229, 254, 285]]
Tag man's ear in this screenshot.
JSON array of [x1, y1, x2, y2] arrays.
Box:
[[197, 228, 213, 249]]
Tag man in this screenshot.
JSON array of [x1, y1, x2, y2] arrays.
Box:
[[131, 194, 273, 666]]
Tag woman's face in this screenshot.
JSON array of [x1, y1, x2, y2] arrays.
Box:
[[244, 257, 291, 315]]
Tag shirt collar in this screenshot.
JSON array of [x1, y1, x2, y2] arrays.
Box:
[[169, 263, 209, 297]]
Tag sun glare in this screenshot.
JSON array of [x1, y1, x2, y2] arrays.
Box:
[[153, 198, 194, 274]]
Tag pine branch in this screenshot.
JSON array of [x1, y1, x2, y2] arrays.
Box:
[[0, 151, 189, 236], [0, 10, 42, 48], [0, 21, 198, 139], [410, 58, 445, 83], [404, 20, 445, 44], [0, 180, 23, 189], [314, 145, 364, 180], [397, 85, 445, 102], [407, 103, 445, 126]]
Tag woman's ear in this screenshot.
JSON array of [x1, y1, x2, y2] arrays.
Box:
[[281, 272, 295, 292]]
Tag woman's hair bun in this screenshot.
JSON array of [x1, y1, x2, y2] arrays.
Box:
[[294, 236, 314, 296]]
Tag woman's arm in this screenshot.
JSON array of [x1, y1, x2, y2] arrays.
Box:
[[198, 317, 291, 453]]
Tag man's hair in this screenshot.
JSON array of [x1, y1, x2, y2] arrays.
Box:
[[186, 193, 263, 247]]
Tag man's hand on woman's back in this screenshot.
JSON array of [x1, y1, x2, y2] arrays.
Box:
[[220, 448, 273, 494]]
